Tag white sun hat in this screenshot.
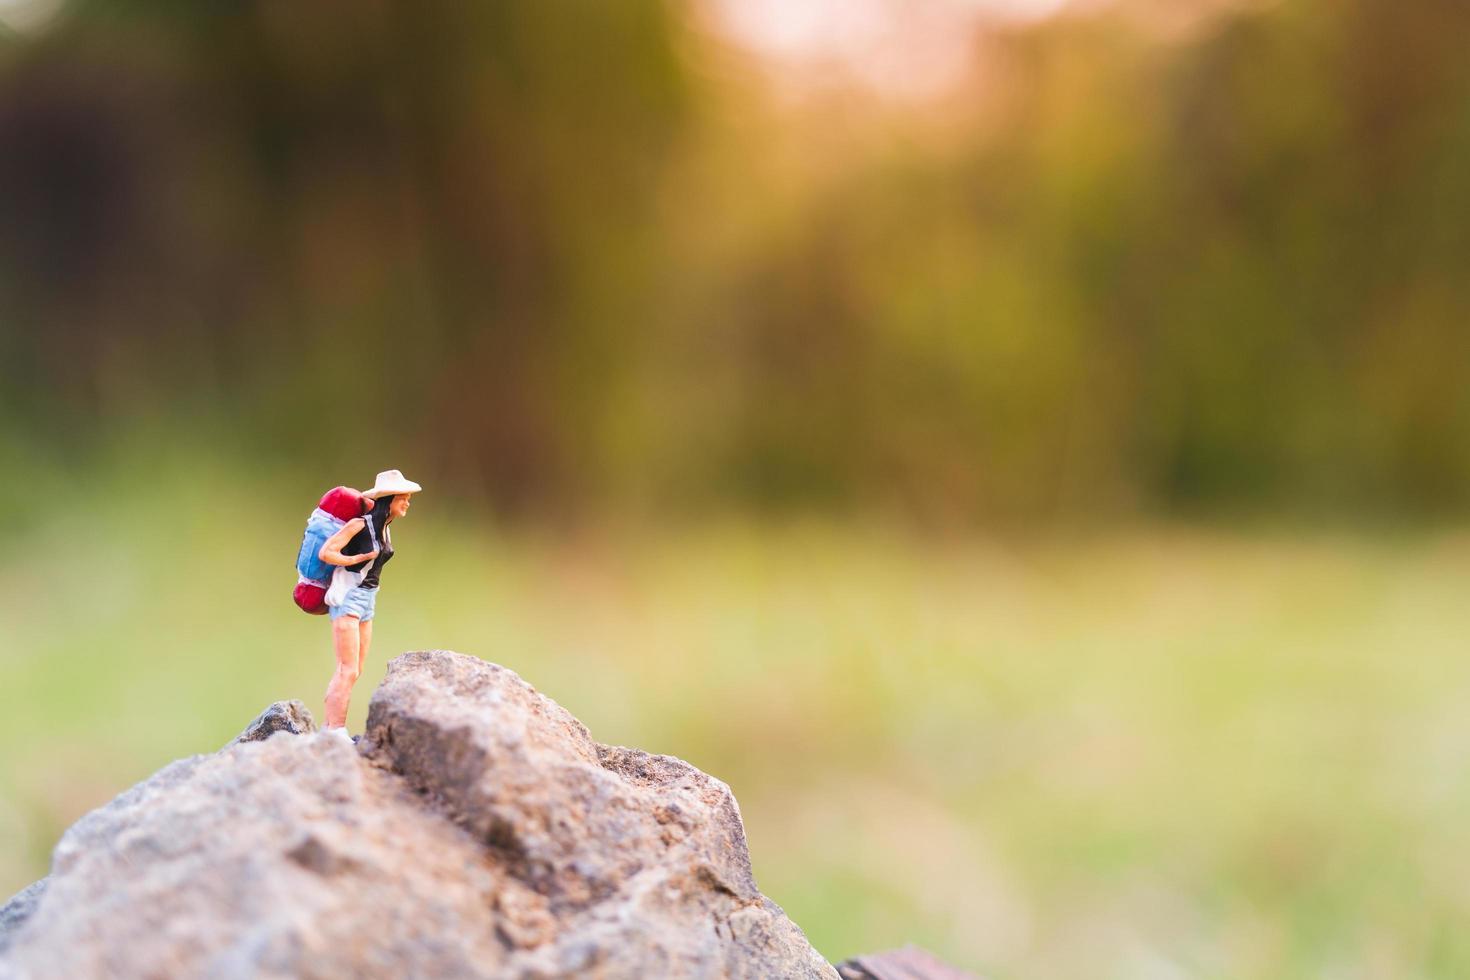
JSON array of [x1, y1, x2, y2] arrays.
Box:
[[363, 469, 423, 500]]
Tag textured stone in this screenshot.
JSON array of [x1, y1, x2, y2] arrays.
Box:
[[0, 651, 837, 980], [835, 945, 985, 980], [231, 699, 317, 746], [0, 879, 46, 956], [358, 651, 835, 979]]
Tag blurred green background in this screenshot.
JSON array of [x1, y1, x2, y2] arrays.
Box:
[[5, 0, 1470, 976]]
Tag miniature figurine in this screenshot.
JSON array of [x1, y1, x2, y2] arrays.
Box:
[[308, 469, 421, 737]]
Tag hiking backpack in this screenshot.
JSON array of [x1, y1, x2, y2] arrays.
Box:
[[292, 486, 367, 614]]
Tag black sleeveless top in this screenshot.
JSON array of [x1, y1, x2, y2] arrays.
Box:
[[343, 511, 394, 591]]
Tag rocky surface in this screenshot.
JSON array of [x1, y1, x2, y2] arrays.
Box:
[[0, 881, 45, 957], [836, 945, 984, 980], [0, 650, 838, 979], [230, 698, 317, 745]]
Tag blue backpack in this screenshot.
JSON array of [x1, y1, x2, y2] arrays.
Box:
[[292, 486, 366, 614]]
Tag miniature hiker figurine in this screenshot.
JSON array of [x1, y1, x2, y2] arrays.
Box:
[[318, 468, 421, 737]]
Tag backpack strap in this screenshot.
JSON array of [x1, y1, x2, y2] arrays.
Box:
[[362, 511, 380, 554]]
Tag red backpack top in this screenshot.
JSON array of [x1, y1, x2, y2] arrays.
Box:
[[317, 486, 366, 523]]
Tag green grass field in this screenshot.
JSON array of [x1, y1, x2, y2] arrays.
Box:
[[5, 469, 1470, 977]]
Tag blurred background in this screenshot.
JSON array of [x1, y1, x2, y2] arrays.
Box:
[[4, 0, 1470, 975]]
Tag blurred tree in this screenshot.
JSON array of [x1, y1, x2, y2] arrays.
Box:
[[5, 0, 1470, 521], [0, 0, 688, 514]]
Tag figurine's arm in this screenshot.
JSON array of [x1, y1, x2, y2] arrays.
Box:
[[318, 518, 378, 566]]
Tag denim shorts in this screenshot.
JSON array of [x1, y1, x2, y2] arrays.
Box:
[[329, 586, 378, 622]]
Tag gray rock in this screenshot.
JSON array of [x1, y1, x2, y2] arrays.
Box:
[[0, 879, 47, 956], [0, 651, 837, 980], [836, 944, 985, 980], [230, 699, 317, 746], [360, 650, 836, 979]]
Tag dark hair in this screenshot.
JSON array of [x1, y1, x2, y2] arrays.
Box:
[[343, 494, 397, 569], [368, 494, 397, 534]]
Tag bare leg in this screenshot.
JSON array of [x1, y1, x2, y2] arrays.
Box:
[[357, 618, 373, 678], [324, 615, 362, 729]]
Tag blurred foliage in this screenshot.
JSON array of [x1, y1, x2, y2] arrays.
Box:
[[0, 0, 689, 512], [3, 0, 1470, 520]]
